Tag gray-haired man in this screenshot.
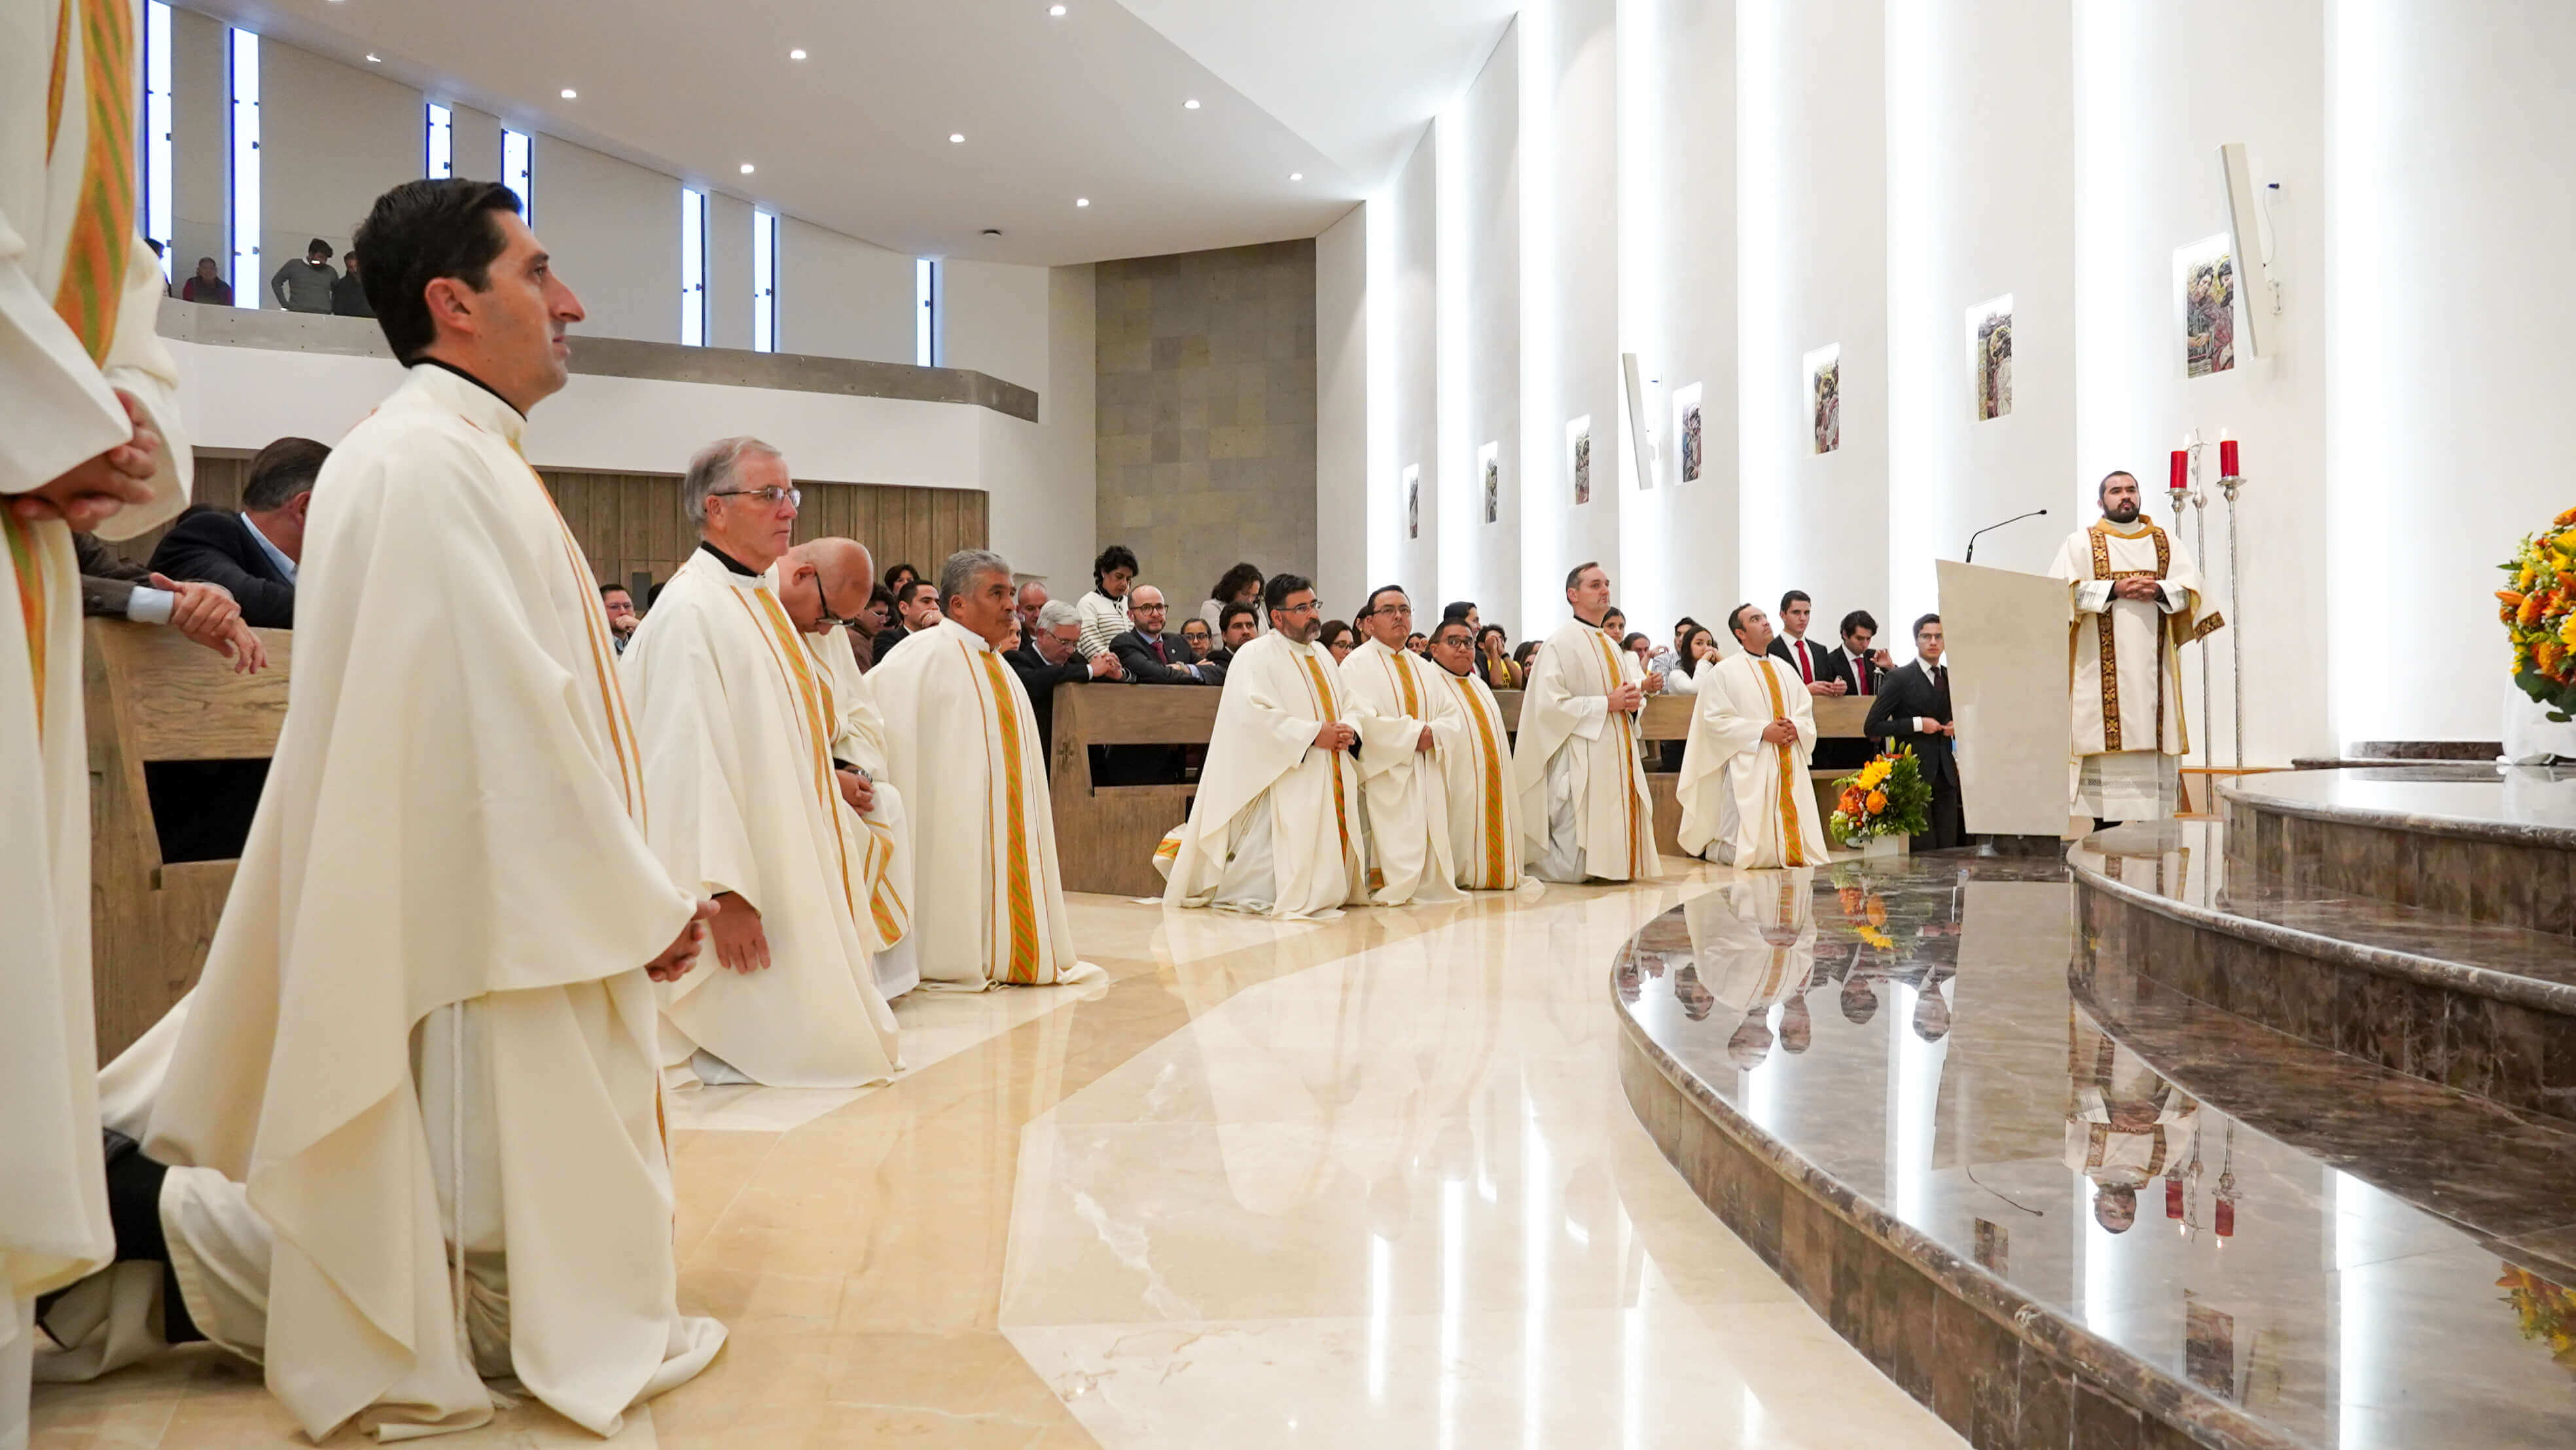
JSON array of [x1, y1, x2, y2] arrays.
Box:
[[1007, 597, 1122, 753]]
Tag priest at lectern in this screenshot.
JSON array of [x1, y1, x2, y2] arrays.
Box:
[[2046, 470, 2219, 826]]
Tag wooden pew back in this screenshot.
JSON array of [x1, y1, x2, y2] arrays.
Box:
[[84, 620, 293, 1057]]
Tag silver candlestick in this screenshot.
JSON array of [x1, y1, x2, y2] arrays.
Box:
[[2219, 471, 2245, 771], [2173, 436, 2211, 774]]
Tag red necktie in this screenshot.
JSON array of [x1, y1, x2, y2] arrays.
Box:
[[1795, 640, 1812, 683]]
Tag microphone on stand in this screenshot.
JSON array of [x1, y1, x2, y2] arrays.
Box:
[[1964, 508, 2048, 563]]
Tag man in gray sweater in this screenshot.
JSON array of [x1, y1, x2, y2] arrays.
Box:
[[270, 237, 338, 312]]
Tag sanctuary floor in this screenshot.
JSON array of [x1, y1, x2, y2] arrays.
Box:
[[31, 863, 1968, 1449]]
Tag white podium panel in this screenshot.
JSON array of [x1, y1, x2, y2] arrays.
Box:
[[1937, 560, 2073, 837]]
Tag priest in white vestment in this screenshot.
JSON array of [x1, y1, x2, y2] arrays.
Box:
[[1338, 586, 1463, 906], [2047, 470, 2218, 826], [1511, 561, 1663, 883], [1675, 603, 1831, 869], [2065, 1010, 2199, 1234], [872, 549, 1101, 989], [775, 537, 918, 1000], [621, 440, 902, 1088], [131, 182, 726, 1442], [3, 2, 193, 1437], [1158, 572, 1368, 917], [1423, 618, 1526, 890]]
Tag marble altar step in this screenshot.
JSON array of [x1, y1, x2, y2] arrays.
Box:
[[2221, 764, 2576, 937], [2072, 819, 2576, 1125]]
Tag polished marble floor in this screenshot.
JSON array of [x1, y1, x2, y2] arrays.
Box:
[[1619, 845, 2576, 1449], [29, 861, 1968, 1448]]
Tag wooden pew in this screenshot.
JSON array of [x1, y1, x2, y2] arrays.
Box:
[[84, 619, 293, 1059], [1045, 681, 1880, 897]]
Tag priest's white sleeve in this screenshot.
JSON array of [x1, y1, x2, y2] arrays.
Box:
[[0, 225, 185, 523], [622, 612, 764, 908]]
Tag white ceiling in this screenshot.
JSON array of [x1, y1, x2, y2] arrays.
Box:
[[182, 0, 1516, 268]]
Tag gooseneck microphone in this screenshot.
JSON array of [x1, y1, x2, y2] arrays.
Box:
[[1964, 508, 2048, 563]]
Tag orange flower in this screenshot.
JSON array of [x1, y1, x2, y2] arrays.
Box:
[[2521, 593, 2549, 628], [1867, 789, 1888, 813], [1867, 898, 1888, 928], [2556, 505, 2576, 527], [2499, 589, 2527, 608], [2539, 639, 2566, 676]]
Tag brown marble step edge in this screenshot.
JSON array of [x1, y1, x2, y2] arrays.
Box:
[[2353, 740, 2505, 760], [1613, 991, 2301, 1450], [2068, 961, 2576, 1256], [2071, 856, 2576, 1020], [2218, 779, 2576, 852]]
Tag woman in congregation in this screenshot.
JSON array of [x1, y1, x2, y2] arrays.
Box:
[[1477, 624, 1524, 689], [1319, 618, 1357, 663], [1201, 561, 1267, 636]]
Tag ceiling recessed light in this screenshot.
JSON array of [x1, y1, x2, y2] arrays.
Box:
[[739, 163, 755, 174], [982, 228, 1003, 236], [1049, 4, 1066, 14], [1075, 197, 1090, 207], [1289, 172, 1303, 181], [364, 52, 381, 62], [560, 88, 577, 99], [950, 133, 965, 143], [1184, 98, 1200, 110]]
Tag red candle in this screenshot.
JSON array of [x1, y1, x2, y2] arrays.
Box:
[[2219, 438, 2240, 476], [2165, 1178, 2184, 1219], [2169, 449, 2188, 491], [2214, 1199, 2234, 1237]]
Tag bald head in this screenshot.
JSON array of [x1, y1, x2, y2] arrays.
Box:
[[780, 537, 878, 634]]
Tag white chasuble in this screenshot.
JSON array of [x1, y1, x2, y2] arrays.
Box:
[[141, 366, 722, 1443], [2064, 1014, 2198, 1192], [5, 1, 192, 1428], [798, 616, 918, 999], [1675, 653, 1829, 869], [871, 618, 1100, 989], [2047, 518, 2217, 821], [1340, 637, 1463, 906], [1682, 871, 1819, 1021], [1431, 665, 1525, 891], [1158, 632, 1366, 919], [622, 548, 901, 1088], [1511, 620, 1662, 883]]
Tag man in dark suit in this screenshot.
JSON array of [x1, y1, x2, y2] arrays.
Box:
[[872, 576, 942, 665], [147, 435, 327, 628], [1810, 609, 1886, 771], [1204, 600, 1258, 670], [1764, 590, 1844, 699], [1110, 584, 1222, 686], [1863, 614, 1967, 850], [1006, 598, 1120, 754]]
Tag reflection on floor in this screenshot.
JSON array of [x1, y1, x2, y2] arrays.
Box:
[[29, 866, 1965, 1449], [1618, 840, 2576, 1449]]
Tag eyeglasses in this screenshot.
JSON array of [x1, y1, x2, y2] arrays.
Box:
[[709, 486, 801, 508], [1276, 601, 1321, 616], [811, 576, 868, 631]]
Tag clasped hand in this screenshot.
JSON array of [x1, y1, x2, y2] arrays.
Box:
[[1608, 682, 1644, 713], [1314, 721, 1359, 752], [12, 390, 162, 531], [1761, 717, 1798, 746], [2113, 578, 2164, 603], [645, 898, 722, 982]]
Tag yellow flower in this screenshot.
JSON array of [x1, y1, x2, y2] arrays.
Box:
[[1858, 927, 1894, 950], [2560, 613, 2576, 647]]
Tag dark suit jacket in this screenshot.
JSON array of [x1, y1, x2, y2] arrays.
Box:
[[1765, 635, 1835, 688], [872, 622, 909, 665], [1005, 642, 1090, 754], [148, 511, 295, 628], [1817, 645, 1884, 697], [73, 531, 151, 618], [1863, 663, 1958, 789], [1112, 628, 1221, 686]]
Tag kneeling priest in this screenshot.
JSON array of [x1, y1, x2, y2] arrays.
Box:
[[1675, 602, 1830, 868]]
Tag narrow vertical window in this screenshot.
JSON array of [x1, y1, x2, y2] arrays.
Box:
[[751, 210, 778, 353], [426, 103, 452, 179], [679, 187, 707, 347], [502, 129, 533, 222], [143, 1, 173, 284], [915, 258, 937, 366], [227, 27, 259, 306]]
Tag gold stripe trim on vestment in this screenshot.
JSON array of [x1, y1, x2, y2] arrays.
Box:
[[1295, 650, 1357, 883], [1756, 660, 1808, 867], [4, 514, 49, 741], [56, 0, 137, 367], [1449, 674, 1509, 888], [1590, 629, 1643, 876], [975, 648, 1045, 983]]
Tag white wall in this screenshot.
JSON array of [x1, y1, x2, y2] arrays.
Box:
[[1314, 205, 1370, 618], [942, 260, 1052, 395], [1388, 130, 1440, 609], [448, 104, 502, 182], [973, 264, 1098, 593], [169, 7, 228, 286], [779, 218, 916, 365], [708, 191, 753, 351], [1459, 26, 1521, 636], [257, 38, 420, 301], [535, 136, 681, 344]]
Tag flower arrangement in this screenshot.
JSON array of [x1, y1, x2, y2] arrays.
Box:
[[2497, 1264, 2576, 1374], [2498, 506, 2576, 722], [1829, 749, 1931, 847]]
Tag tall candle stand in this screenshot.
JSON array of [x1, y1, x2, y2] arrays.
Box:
[[2172, 436, 2211, 780], [2218, 469, 2245, 770]]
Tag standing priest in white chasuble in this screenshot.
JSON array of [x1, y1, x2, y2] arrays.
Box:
[[1339, 586, 1463, 906], [1677, 603, 1831, 868], [872, 550, 1101, 989], [774, 536, 919, 1000], [1158, 572, 1368, 918], [620, 440, 903, 1088], [1512, 561, 1664, 883], [1424, 616, 1527, 891], [2047, 470, 2219, 826], [128, 181, 726, 1441], [3, 0, 192, 1436]]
